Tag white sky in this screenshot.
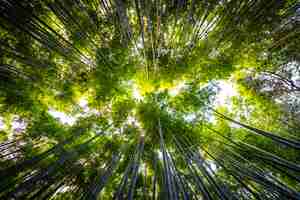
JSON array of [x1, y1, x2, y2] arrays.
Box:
[[183, 113, 196, 122], [214, 80, 238, 107], [48, 97, 100, 126], [168, 81, 186, 96], [78, 98, 88, 107], [157, 150, 163, 160], [48, 109, 77, 126], [207, 161, 217, 172], [11, 118, 27, 133], [0, 117, 6, 130], [132, 84, 143, 101]]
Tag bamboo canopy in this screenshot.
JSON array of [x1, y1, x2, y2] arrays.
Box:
[[0, 0, 299, 199]]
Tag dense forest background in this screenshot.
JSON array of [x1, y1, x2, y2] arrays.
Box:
[[0, 0, 300, 199]]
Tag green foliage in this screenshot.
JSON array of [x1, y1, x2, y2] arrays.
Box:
[[0, 0, 299, 199]]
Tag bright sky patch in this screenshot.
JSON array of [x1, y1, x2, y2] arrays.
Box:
[[214, 80, 238, 107], [48, 109, 77, 126]]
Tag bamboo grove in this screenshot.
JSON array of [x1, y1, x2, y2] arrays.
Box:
[[0, 0, 299, 199]]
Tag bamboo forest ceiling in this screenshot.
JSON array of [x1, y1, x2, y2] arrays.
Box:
[[0, 0, 300, 199]]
